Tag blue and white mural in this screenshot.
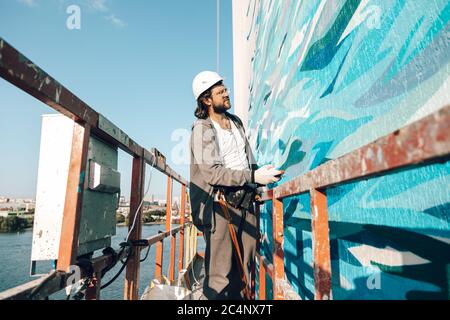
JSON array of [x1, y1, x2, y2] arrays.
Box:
[[232, 0, 450, 299]]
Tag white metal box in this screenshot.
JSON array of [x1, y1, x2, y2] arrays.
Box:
[[31, 114, 120, 272]]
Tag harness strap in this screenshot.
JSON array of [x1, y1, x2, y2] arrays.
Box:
[[217, 191, 253, 300]]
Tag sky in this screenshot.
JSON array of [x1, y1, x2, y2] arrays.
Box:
[[0, 0, 235, 201]]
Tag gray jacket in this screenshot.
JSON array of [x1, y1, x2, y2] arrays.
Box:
[[189, 112, 258, 233]]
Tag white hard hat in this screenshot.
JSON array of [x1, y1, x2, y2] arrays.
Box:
[[192, 71, 223, 100]]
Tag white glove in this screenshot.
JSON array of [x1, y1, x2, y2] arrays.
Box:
[[254, 165, 283, 185]]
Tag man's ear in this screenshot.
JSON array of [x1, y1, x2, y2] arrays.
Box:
[[202, 97, 212, 107]]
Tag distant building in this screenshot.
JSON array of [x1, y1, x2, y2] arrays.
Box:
[[25, 203, 35, 213], [0, 197, 10, 203], [172, 201, 179, 216], [156, 200, 167, 207], [0, 198, 35, 213], [117, 206, 130, 216], [0, 203, 18, 211], [117, 196, 130, 217], [119, 196, 129, 207]]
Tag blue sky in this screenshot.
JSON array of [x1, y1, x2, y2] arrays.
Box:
[[0, 0, 234, 200]]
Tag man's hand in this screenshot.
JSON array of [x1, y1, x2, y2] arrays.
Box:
[[254, 165, 284, 185]]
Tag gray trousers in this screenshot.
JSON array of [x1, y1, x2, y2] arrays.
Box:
[[202, 201, 259, 300]]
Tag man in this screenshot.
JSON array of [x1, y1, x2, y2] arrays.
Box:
[[189, 70, 282, 299]]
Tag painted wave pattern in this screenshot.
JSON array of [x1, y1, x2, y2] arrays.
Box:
[[246, 0, 450, 299]]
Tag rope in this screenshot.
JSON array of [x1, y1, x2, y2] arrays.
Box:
[[217, 191, 252, 300], [190, 255, 200, 288]]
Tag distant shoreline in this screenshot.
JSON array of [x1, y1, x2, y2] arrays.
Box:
[[117, 222, 165, 227], [0, 221, 167, 233]]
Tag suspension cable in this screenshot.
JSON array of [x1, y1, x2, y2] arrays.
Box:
[[217, 0, 220, 73]]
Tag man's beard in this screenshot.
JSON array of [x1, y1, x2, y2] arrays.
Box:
[[212, 100, 231, 113]]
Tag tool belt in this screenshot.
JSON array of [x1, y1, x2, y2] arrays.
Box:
[[219, 184, 258, 211], [217, 190, 253, 300]]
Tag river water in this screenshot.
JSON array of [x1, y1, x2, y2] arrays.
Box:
[[0, 225, 205, 300]]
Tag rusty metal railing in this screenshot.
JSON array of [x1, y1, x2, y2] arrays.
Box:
[[0, 37, 199, 300], [254, 105, 450, 300]]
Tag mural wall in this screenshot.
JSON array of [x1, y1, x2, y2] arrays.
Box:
[[232, 0, 450, 299]]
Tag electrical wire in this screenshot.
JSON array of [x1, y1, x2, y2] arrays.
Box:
[[36, 151, 163, 298], [139, 244, 151, 263], [100, 246, 132, 290], [126, 151, 157, 242]]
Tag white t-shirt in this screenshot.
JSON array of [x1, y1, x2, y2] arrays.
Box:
[[211, 118, 249, 170]]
